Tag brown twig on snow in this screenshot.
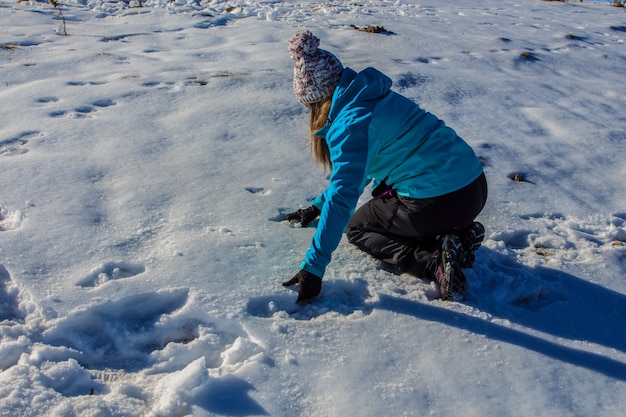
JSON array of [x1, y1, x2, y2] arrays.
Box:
[[49, 0, 68, 35]]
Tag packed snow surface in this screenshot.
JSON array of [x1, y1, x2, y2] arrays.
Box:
[[1, 0, 625, 416]]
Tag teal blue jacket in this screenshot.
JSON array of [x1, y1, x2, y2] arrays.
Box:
[[300, 67, 484, 278]]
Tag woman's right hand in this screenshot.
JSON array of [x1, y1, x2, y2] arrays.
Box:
[[282, 270, 322, 303]]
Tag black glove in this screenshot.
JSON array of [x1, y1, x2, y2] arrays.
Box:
[[282, 270, 322, 303], [283, 205, 320, 227]]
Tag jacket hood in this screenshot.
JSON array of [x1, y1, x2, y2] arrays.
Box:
[[329, 67, 392, 121]]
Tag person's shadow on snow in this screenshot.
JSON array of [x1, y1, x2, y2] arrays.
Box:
[[376, 247, 626, 381], [247, 278, 372, 320]]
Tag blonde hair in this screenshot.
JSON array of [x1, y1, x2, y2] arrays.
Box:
[[307, 97, 333, 172]]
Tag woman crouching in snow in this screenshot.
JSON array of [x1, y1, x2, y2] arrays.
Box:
[[282, 30, 487, 302]]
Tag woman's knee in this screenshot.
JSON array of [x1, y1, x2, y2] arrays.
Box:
[[345, 224, 363, 245]]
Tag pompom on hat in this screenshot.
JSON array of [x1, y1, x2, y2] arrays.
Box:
[[288, 30, 344, 104]]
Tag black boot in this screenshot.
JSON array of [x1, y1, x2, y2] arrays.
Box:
[[435, 234, 467, 301]]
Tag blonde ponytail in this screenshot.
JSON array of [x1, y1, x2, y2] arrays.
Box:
[[308, 97, 333, 172]]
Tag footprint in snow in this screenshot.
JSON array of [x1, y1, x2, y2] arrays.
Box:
[[141, 81, 175, 90], [75, 261, 146, 288], [245, 187, 271, 195], [35, 96, 59, 104], [66, 80, 107, 86], [395, 72, 429, 90], [49, 98, 117, 119], [70, 106, 97, 118], [0, 130, 43, 156], [49, 110, 68, 118], [75, 105, 96, 113], [42, 289, 191, 371], [92, 98, 117, 108]]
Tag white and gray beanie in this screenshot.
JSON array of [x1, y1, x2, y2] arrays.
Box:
[[288, 30, 344, 104]]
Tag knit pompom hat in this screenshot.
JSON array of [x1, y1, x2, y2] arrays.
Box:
[[288, 30, 344, 104]]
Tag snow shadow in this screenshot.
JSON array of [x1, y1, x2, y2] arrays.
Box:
[[376, 249, 626, 381], [0, 264, 23, 322], [247, 278, 372, 320], [193, 374, 269, 416], [467, 249, 626, 352], [152, 358, 268, 417]]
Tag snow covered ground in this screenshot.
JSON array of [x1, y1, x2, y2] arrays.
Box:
[[1, 0, 625, 415]]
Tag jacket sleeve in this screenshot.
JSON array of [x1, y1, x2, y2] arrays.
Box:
[[310, 194, 325, 211], [300, 107, 372, 278]]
